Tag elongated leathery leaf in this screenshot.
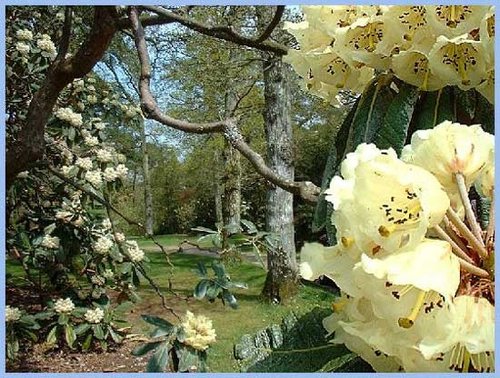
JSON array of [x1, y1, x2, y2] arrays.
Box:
[[312, 97, 359, 235], [408, 86, 455, 135], [374, 81, 420, 154]]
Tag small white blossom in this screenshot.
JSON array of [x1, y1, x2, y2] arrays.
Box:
[[114, 232, 126, 243], [103, 167, 119, 182], [115, 164, 129, 179], [93, 237, 113, 254], [85, 170, 102, 187], [6, 306, 22, 322], [55, 12, 65, 21], [54, 298, 75, 314], [60, 165, 74, 177], [96, 149, 113, 163], [17, 171, 29, 179], [94, 122, 106, 131], [181, 311, 217, 351], [84, 308, 105, 324], [36, 34, 57, 59], [84, 136, 99, 147], [72, 79, 85, 91], [87, 95, 98, 104], [41, 235, 60, 249], [16, 29, 33, 41], [54, 107, 83, 127], [116, 154, 127, 163], [15, 42, 30, 55], [126, 241, 145, 262], [75, 157, 92, 171]]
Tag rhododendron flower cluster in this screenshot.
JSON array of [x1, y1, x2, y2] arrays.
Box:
[[84, 307, 105, 324], [300, 121, 494, 372], [180, 311, 217, 351], [284, 6, 494, 104], [54, 298, 75, 314]]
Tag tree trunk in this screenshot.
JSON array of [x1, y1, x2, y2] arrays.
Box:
[[221, 47, 242, 237], [214, 150, 224, 227], [260, 51, 299, 303], [140, 119, 154, 235]]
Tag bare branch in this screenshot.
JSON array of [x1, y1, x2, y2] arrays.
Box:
[[139, 5, 288, 55], [255, 6, 285, 43], [6, 7, 118, 188], [128, 7, 320, 203]]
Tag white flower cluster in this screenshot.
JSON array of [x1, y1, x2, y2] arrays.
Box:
[[54, 298, 75, 314], [41, 234, 60, 249], [180, 311, 217, 351], [93, 236, 113, 255], [285, 6, 495, 104], [102, 218, 112, 230], [85, 170, 102, 187], [36, 34, 57, 59], [115, 164, 129, 179], [301, 121, 494, 372], [126, 241, 145, 262], [6, 306, 22, 322], [55, 107, 83, 127], [114, 232, 126, 243], [15, 42, 30, 55], [96, 148, 114, 163], [84, 307, 104, 324], [16, 29, 33, 41]]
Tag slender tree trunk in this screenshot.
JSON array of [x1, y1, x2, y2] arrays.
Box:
[[260, 46, 298, 303], [140, 119, 154, 235], [221, 47, 242, 236], [214, 151, 224, 227]]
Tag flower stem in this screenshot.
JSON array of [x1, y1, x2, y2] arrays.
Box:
[[446, 209, 488, 261], [485, 194, 495, 251], [457, 257, 490, 278], [442, 216, 469, 254], [455, 173, 485, 246], [433, 225, 475, 264]]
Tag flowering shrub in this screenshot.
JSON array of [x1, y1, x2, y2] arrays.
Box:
[[284, 5, 494, 105], [5, 306, 41, 361], [300, 122, 494, 372], [132, 311, 217, 372]]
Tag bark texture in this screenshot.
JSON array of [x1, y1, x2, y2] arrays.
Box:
[[260, 52, 299, 303]]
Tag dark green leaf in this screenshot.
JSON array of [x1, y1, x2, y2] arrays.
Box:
[[312, 98, 358, 234], [374, 82, 419, 154], [82, 333, 93, 350], [141, 315, 174, 331], [65, 324, 76, 348], [205, 283, 221, 300], [58, 313, 69, 325], [177, 344, 200, 372], [109, 328, 123, 344], [74, 323, 91, 335], [409, 86, 455, 133], [194, 279, 211, 299], [229, 281, 248, 290], [222, 289, 238, 309], [132, 341, 163, 356], [121, 262, 132, 275], [318, 352, 374, 372], [211, 260, 226, 279], [146, 342, 170, 372], [46, 325, 58, 345], [195, 261, 208, 277], [241, 219, 257, 234], [92, 324, 105, 340], [473, 90, 494, 134], [109, 248, 124, 262]]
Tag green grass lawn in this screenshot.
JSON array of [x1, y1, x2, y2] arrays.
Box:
[[6, 236, 336, 372]]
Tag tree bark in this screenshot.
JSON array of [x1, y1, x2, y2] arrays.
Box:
[[259, 28, 298, 303], [140, 118, 154, 235], [221, 36, 242, 236]]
